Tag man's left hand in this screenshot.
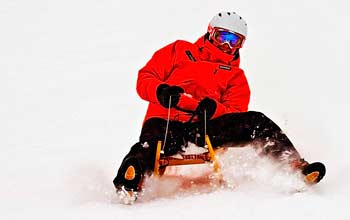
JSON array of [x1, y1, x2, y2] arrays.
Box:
[[195, 97, 217, 122]]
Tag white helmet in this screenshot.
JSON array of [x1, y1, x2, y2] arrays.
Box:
[[208, 12, 247, 38]]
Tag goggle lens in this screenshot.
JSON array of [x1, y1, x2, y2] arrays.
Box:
[[213, 29, 244, 48]]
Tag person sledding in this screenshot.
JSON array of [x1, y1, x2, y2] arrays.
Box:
[[113, 11, 326, 203]]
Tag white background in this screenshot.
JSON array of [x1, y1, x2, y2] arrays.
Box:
[[1, 0, 350, 219]]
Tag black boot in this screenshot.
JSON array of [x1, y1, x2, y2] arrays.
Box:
[[290, 159, 326, 184], [113, 155, 144, 205], [302, 162, 326, 184]]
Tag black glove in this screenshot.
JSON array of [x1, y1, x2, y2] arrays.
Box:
[[195, 97, 217, 122], [156, 84, 184, 108]]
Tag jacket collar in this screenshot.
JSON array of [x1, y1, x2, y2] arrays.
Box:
[[194, 35, 240, 67]]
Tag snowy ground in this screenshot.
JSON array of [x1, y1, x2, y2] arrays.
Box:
[[1, 0, 350, 219]]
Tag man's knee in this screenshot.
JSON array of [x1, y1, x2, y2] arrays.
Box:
[[141, 118, 167, 142], [246, 111, 267, 121]]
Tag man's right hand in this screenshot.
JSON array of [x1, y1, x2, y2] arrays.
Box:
[[156, 84, 184, 108]]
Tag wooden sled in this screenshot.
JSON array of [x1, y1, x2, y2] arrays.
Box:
[[154, 135, 220, 176]]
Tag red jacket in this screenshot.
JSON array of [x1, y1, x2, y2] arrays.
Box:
[[137, 35, 250, 123]]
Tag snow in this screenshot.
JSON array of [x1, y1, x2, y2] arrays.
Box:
[[1, 0, 350, 219]]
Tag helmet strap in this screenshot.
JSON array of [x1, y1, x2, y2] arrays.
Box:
[[233, 49, 240, 60], [204, 32, 210, 41]]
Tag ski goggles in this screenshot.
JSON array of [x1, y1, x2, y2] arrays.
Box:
[[210, 28, 245, 49]]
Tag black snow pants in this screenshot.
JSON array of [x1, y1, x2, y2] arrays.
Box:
[[113, 111, 301, 191]]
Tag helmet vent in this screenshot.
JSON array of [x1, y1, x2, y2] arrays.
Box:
[[227, 12, 231, 15], [218, 13, 222, 17]]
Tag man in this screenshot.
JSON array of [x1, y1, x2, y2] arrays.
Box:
[[113, 12, 326, 201]]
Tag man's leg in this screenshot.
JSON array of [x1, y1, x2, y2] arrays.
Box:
[[182, 111, 301, 164], [113, 118, 186, 192], [195, 111, 325, 183], [206, 111, 301, 163]]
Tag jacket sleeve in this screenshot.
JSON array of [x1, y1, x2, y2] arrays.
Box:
[[136, 41, 178, 103], [212, 69, 251, 118]]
